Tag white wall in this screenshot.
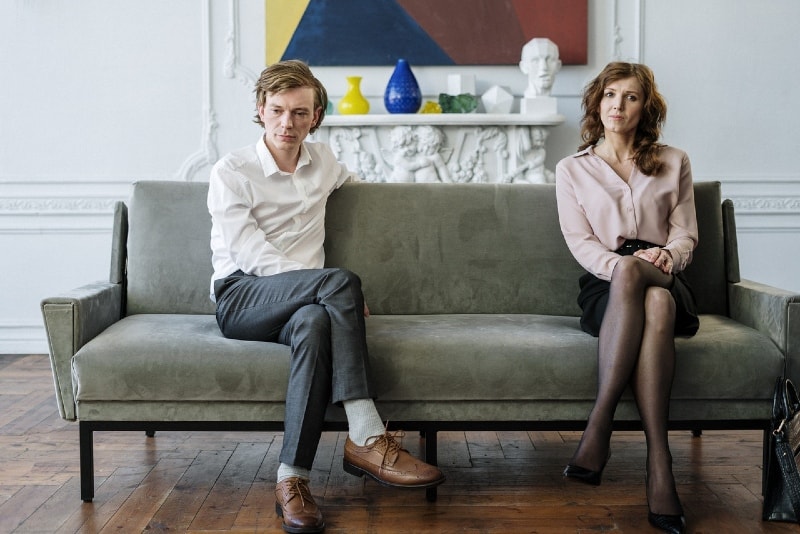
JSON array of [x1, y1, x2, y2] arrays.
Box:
[[1, 0, 798, 354], [641, 1, 800, 295]]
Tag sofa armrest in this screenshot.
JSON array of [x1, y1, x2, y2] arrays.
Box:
[[729, 279, 800, 382], [40, 281, 123, 420]]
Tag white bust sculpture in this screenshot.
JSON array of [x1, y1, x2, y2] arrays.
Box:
[[519, 38, 562, 98]]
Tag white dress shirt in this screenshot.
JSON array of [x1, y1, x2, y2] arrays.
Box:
[[208, 136, 358, 299]]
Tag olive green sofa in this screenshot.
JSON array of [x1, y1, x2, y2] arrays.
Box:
[[41, 180, 800, 503]]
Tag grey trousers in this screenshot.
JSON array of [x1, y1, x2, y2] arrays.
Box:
[[214, 268, 374, 469]]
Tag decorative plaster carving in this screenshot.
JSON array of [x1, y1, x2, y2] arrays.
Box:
[[223, 0, 258, 87], [318, 119, 557, 185], [612, 0, 643, 62], [0, 198, 117, 213], [0, 179, 132, 221], [175, 106, 219, 182], [730, 197, 800, 213]]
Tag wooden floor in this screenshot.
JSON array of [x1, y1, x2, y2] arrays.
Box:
[[1, 354, 797, 533]]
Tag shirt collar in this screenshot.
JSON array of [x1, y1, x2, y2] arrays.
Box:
[[573, 146, 593, 158], [255, 135, 312, 176]]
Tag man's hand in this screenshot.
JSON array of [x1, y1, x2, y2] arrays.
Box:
[[364, 302, 370, 317]]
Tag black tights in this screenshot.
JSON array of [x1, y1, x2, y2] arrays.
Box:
[[570, 255, 682, 516]]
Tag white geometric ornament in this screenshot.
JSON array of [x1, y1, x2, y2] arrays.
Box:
[[481, 85, 514, 114]]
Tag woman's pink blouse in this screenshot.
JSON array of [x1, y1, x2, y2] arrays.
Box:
[[555, 145, 698, 281]]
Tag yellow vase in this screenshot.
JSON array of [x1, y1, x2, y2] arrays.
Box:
[[338, 76, 370, 115]]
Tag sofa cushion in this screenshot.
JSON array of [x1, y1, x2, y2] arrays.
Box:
[[366, 314, 782, 402], [325, 181, 729, 316], [126, 181, 214, 315], [72, 314, 782, 407], [325, 183, 584, 316]]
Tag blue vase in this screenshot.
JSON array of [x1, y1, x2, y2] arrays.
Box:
[[384, 59, 422, 114]]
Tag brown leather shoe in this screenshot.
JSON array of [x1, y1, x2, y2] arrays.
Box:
[[274, 477, 325, 533], [343, 431, 445, 488]]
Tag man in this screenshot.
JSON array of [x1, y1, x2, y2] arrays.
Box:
[[208, 60, 444, 534], [519, 37, 562, 98]]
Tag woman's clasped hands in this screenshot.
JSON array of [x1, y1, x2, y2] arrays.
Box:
[[634, 247, 673, 274]]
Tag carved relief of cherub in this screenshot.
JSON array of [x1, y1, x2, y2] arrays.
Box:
[[385, 126, 424, 183], [414, 126, 452, 183]]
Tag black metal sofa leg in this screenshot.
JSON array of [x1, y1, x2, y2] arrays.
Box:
[[79, 421, 95, 502], [424, 429, 439, 502], [762, 426, 770, 497]]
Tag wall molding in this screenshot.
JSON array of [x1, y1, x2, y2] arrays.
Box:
[[613, 0, 644, 62], [223, 0, 257, 87], [705, 175, 800, 216], [609, 0, 644, 63], [729, 196, 800, 214], [175, 0, 218, 182], [0, 197, 117, 214], [0, 178, 131, 232]]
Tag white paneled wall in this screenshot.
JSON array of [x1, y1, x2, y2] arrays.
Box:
[[1, 0, 798, 353]]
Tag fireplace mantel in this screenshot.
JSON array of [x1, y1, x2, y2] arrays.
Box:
[[312, 113, 565, 184]]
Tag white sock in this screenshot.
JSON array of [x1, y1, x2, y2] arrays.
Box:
[[277, 463, 310, 483], [343, 398, 385, 446]]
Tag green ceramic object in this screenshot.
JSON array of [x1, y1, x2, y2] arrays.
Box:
[[438, 93, 478, 113]]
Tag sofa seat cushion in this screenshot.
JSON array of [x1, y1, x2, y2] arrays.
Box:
[[72, 314, 292, 404], [366, 314, 783, 403], [72, 313, 782, 408]]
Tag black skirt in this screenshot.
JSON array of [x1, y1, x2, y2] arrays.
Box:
[[576, 240, 699, 338]]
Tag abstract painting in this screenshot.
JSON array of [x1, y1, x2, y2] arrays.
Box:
[[266, 0, 587, 66]]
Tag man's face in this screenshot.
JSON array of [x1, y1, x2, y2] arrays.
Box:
[[257, 87, 320, 157]]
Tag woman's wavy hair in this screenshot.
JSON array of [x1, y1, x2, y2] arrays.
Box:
[[253, 60, 328, 134], [579, 62, 667, 176]]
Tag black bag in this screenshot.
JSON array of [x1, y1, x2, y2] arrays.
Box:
[[763, 377, 800, 522]]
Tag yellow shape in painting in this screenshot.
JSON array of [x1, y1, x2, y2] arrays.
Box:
[[266, 0, 311, 65]]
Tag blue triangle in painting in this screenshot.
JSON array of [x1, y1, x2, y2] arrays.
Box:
[[282, 0, 453, 66]]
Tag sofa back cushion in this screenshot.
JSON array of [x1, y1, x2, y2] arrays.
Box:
[[126, 180, 215, 315], [325, 183, 583, 315], [325, 181, 727, 316], [124, 180, 727, 316]]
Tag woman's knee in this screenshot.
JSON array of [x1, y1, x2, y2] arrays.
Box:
[[609, 256, 648, 294], [612, 255, 646, 279], [644, 287, 675, 328]]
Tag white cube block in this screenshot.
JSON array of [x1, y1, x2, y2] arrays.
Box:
[[447, 74, 476, 95]]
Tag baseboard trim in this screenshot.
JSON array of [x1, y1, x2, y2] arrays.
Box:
[[0, 324, 48, 355]]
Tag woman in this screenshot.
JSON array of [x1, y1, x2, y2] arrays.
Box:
[[555, 62, 698, 534]]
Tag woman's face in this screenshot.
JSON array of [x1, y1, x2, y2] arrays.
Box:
[[598, 76, 643, 137]]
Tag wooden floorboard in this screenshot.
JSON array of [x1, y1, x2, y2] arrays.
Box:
[[1, 354, 797, 533]]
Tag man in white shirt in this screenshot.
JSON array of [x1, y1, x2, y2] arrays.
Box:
[[208, 60, 444, 534]]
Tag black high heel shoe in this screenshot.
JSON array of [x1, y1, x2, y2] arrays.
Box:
[[563, 454, 610, 486], [645, 467, 685, 534], [647, 510, 686, 534]]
